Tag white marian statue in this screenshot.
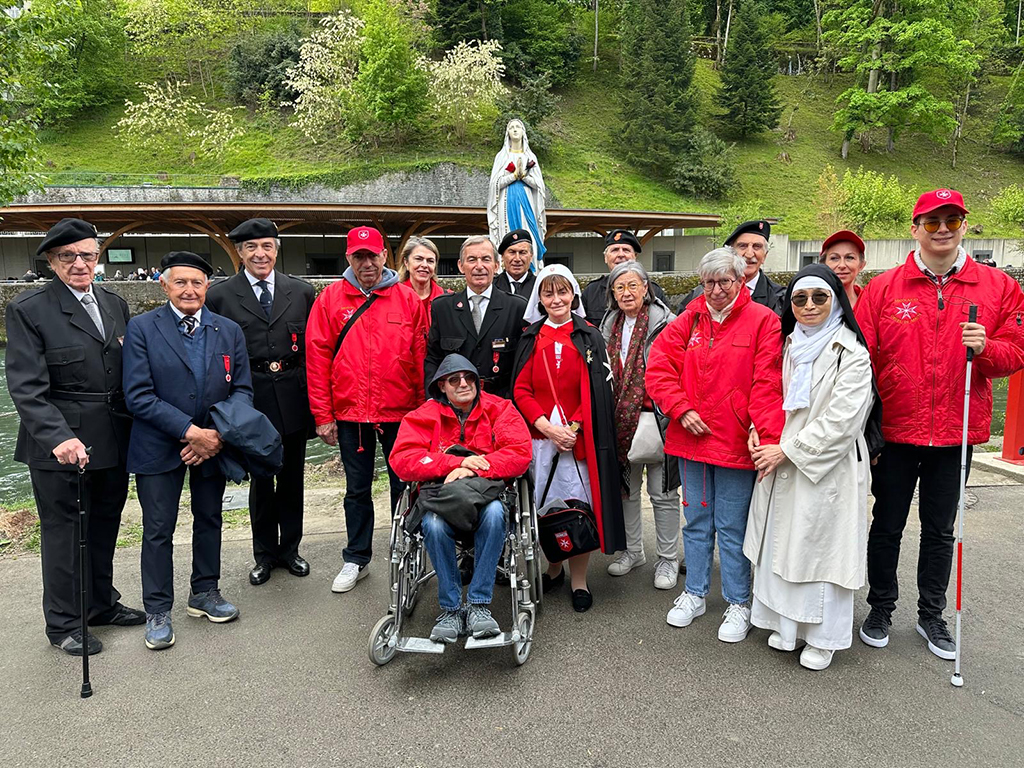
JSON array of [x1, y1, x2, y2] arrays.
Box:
[[487, 118, 547, 267]]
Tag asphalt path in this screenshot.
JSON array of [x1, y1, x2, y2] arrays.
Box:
[[1, 484, 1022, 768]]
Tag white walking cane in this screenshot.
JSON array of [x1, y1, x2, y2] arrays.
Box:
[[951, 304, 977, 688]]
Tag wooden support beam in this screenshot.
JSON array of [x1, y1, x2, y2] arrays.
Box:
[[98, 221, 147, 256], [639, 226, 667, 247]]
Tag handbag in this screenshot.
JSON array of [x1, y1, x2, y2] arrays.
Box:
[[535, 452, 600, 563], [627, 411, 664, 464]]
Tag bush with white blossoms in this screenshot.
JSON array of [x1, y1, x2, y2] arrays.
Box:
[[421, 40, 506, 142], [115, 81, 243, 163]]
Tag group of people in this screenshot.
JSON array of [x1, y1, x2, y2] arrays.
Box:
[[8, 187, 1024, 671]]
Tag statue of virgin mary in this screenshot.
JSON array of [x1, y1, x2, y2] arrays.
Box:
[[487, 118, 547, 268]]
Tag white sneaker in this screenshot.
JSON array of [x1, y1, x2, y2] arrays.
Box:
[[331, 562, 368, 593], [768, 631, 805, 652], [718, 603, 752, 643], [607, 550, 646, 576], [666, 592, 706, 627], [653, 559, 678, 590], [799, 645, 835, 671]]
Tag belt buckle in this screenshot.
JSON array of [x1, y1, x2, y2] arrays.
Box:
[[269, 361, 282, 372]]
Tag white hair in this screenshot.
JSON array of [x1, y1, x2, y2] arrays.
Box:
[[698, 247, 745, 281]]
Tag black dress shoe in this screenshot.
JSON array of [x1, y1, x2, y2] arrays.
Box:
[[90, 602, 146, 627], [249, 562, 273, 585], [572, 589, 593, 613], [284, 555, 310, 577], [542, 568, 565, 594], [51, 630, 102, 656]]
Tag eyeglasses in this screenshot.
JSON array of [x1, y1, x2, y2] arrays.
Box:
[[53, 251, 100, 264], [733, 242, 766, 253], [919, 216, 965, 233], [702, 278, 737, 292], [445, 372, 477, 387], [791, 290, 831, 307], [612, 281, 644, 295]]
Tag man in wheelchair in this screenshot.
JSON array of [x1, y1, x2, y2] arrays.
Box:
[[390, 354, 532, 644]]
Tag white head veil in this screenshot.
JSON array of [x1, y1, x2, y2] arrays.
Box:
[[782, 275, 845, 412], [523, 264, 587, 325]]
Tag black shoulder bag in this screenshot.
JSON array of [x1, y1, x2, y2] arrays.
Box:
[[333, 293, 380, 359], [536, 452, 601, 563]]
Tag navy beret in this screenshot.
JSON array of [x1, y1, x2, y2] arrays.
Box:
[[228, 218, 279, 242], [724, 220, 771, 246], [36, 218, 99, 256], [498, 228, 532, 254], [604, 229, 642, 254], [160, 251, 213, 277]]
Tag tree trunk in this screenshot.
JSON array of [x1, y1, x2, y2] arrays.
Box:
[[714, 0, 722, 67], [952, 81, 972, 169], [813, 0, 823, 52], [721, 0, 734, 65], [593, 0, 599, 72], [866, 44, 881, 94], [841, 133, 851, 160], [886, 70, 897, 152], [480, 0, 488, 40], [1017, 0, 1022, 45]]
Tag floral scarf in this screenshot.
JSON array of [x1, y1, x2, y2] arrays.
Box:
[[607, 305, 650, 485]]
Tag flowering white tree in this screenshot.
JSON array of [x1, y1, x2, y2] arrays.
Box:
[[115, 81, 243, 163], [283, 9, 364, 144], [421, 40, 506, 141]]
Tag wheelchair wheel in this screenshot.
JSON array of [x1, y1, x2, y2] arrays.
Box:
[[400, 547, 423, 617], [510, 611, 533, 666], [368, 614, 398, 666]]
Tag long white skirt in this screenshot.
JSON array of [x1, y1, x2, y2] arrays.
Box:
[[532, 408, 591, 510], [750, 500, 854, 651]]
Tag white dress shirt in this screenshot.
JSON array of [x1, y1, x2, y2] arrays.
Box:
[[245, 269, 275, 299]]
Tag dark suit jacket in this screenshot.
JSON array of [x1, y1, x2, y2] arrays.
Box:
[[5, 279, 132, 470], [581, 273, 668, 327], [425, 287, 528, 398], [675, 270, 787, 316], [493, 270, 536, 298], [205, 269, 316, 436], [122, 303, 253, 476]]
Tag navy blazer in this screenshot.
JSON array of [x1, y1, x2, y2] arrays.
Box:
[[123, 302, 253, 475]]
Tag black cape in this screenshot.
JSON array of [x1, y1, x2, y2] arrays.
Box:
[[511, 316, 626, 554]]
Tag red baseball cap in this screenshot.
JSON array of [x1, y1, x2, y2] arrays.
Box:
[[912, 189, 969, 220], [820, 229, 865, 256], [346, 226, 385, 255]]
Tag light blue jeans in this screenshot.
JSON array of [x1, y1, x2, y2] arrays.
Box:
[[678, 459, 755, 605], [422, 500, 507, 611]]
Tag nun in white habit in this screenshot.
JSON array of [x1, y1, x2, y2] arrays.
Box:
[[744, 264, 878, 671]]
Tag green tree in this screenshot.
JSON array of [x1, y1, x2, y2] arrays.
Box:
[[349, 0, 429, 145], [499, 0, 583, 87], [430, 0, 502, 48], [995, 58, 1024, 156], [618, 0, 698, 175], [716, 0, 782, 137]]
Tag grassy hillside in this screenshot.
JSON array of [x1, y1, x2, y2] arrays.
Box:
[[36, 59, 1024, 240]]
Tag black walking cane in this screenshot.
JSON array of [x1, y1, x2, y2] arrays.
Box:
[[77, 448, 93, 699]]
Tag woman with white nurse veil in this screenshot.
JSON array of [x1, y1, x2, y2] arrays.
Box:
[[487, 118, 547, 267], [744, 263, 881, 671]]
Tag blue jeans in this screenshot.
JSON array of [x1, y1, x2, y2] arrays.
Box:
[[678, 459, 755, 605], [422, 500, 507, 611]]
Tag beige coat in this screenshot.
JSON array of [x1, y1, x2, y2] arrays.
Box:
[[743, 324, 872, 590]]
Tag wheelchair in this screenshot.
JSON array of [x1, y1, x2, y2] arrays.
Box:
[[367, 475, 542, 666]]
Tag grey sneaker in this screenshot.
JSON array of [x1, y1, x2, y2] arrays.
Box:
[[859, 607, 891, 648], [917, 615, 955, 660], [653, 558, 678, 590], [429, 609, 464, 644], [186, 589, 240, 623], [144, 612, 175, 650], [466, 604, 500, 639], [607, 550, 646, 576]]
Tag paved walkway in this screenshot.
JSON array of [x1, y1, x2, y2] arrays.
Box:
[[2, 482, 1022, 768]]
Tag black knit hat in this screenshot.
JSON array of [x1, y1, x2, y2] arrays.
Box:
[[724, 220, 771, 246], [228, 218, 279, 242], [498, 229, 532, 254], [604, 229, 641, 253], [160, 251, 213, 277], [36, 218, 99, 255]]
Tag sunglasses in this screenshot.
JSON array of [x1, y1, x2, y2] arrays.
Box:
[[444, 372, 477, 387], [791, 290, 831, 307], [919, 216, 965, 233]]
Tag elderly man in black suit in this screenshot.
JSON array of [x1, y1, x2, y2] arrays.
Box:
[[206, 218, 317, 586], [425, 235, 527, 400], [5, 219, 144, 656], [580, 229, 669, 326], [493, 229, 537, 297], [676, 220, 787, 315]]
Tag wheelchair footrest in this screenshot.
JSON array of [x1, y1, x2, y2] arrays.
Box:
[[396, 637, 447, 654], [464, 632, 516, 649]]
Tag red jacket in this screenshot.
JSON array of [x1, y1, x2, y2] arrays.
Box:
[[401, 278, 447, 326], [646, 289, 784, 469], [306, 278, 426, 425], [855, 253, 1024, 446], [390, 392, 532, 482]]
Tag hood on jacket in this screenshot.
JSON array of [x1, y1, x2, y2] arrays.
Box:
[[342, 265, 400, 295], [428, 353, 480, 401]]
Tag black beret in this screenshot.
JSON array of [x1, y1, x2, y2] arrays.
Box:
[[228, 217, 279, 242], [604, 229, 641, 254], [36, 218, 99, 255], [160, 251, 213, 277], [498, 228, 532, 254], [724, 220, 771, 246]]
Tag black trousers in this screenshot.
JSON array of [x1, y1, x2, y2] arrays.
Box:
[[30, 465, 128, 643], [137, 465, 226, 614], [250, 428, 307, 564], [867, 442, 973, 620], [337, 421, 403, 567]]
